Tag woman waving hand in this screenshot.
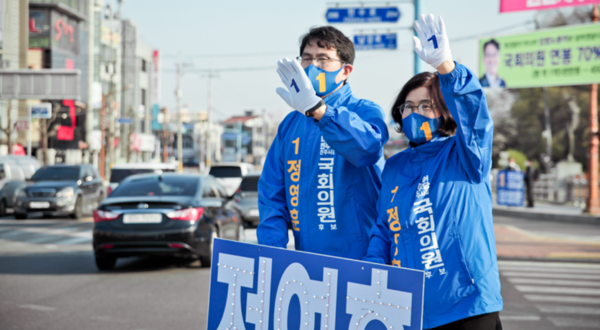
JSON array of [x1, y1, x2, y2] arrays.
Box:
[[364, 14, 502, 330]]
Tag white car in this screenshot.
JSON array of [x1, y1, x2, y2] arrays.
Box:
[[108, 163, 178, 195], [208, 162, 256, 197]]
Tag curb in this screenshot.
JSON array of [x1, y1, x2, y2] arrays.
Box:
[[493, 208, 600, 225], [497, 255, 600, 264]]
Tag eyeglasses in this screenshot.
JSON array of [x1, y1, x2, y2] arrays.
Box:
[[400, 102, 434, 116], [296, 56, 345, 70]]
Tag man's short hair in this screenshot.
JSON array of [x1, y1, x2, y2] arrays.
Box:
[[483, 39, 500, 52], [299, 26, 355, 65]]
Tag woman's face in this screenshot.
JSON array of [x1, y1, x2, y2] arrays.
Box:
[[403, 87, 441, 119]]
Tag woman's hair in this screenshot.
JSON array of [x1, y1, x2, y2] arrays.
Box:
[[391, 72, 457, 136]]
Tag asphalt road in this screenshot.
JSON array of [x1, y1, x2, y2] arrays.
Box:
[[0, 214, 599, 330]]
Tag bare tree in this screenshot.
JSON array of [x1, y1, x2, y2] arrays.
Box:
[[1, 101, 16, 155], [39, 103, 59, 165]]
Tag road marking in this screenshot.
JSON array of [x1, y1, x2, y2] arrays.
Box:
[[515, 285, 600, 296], [536, 304, 600, 315], [499, 315, 541, 321], [54, 236, 91, 245], [524, 294, 600, 305], [548, 317, 600, 328], [502, 271, 600, 281], [18, 304, 56, 312], [508, 277, 600, 287]]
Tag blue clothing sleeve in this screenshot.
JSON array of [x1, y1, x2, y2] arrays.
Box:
[[362, 196, 391, 265], [257, 125, 289, 248], [438, 63, 494, 183], [315, 101, 389, 168]]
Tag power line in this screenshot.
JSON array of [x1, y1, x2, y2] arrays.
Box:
[[161, 51, 296, 59], [163, 66, 274, 74]]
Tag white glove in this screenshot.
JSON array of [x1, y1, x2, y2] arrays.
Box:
[[413, 14, 452, 69], [275, 58, 322, 114]]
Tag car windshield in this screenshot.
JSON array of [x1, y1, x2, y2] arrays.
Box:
[[30, 167, 80, 181], [209, 166, 242, 178], [110, 169, 156, 183], [109, 176, 199, 197], [240, 176, 259, 192]]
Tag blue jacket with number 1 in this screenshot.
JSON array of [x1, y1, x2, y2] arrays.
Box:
[[364, 63, 503, 329], [257, 83, 388, 260]]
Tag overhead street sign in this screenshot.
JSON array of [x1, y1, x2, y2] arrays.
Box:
[[326, 7, 400, 23], [354, 33, 398, 51], [117, 118, 133, 124], [0, 69, 81, 100], [30, 103, 52, 119]]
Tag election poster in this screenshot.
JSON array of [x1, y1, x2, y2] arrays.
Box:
[[500, 0, 600, 13], [207, 239, 425, 330], [478, 23, 600, 89], [497, 170, 525, 206]]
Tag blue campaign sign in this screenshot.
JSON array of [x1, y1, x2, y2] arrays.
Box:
[[354, 33, 397, 51], [326, 7, 400, 24], [497, 170, 524, 206], [117, 117, 133, 124], [207, 239, 424, 330]]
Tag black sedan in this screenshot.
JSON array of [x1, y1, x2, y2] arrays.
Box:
[[93, 173, 243, 270]]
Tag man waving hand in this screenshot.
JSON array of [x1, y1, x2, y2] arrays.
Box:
[[258, 26, 389, 259]]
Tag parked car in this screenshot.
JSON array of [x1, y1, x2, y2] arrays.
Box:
[[0, 181, 27, 216], [108, 162, 178, 195], [208, 162, 255, 196], [0, 156, 41, 189], [92, 173, 243, 270], [14, 164, 104, 219], [233, 172, 260, 227]]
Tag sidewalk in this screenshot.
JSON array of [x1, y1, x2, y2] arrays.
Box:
[[493, 203, 600, 224]]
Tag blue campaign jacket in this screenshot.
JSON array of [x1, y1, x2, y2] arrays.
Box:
[[364, 64, 503, 329], [258, 84, 389, 260]]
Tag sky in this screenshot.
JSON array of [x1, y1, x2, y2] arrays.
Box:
[[107, 0, 538, 123]]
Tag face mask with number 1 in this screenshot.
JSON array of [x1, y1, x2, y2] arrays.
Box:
[[304, 64, 345, 97], [402, 113, 441, 144]]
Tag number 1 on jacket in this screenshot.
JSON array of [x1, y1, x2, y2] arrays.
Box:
[[420, 122, 433, 141], [316, 73, 326, 93]]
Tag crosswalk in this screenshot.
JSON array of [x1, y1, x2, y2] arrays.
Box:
[[0, 219, 93, 252], [499, 261, 600, 329]]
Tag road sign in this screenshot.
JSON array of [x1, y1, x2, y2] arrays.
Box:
[[30, 103, 52, 119], [117, 118, 132, 124], [354, 33, 397, 51], [207, 239, 425, 330], [326, 7, 400, 23]]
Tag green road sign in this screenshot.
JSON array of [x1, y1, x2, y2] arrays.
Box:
[[478, 23, 600, 89]]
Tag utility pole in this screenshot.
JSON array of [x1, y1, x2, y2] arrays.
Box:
[[100, 95, 106, 179], [413, 0, 423, 75], [542, 87, 552, 159], [176, 62, 183, 170], [206, 68, 213, 168], [587, 5, 600, 214], [161, 107, 168, 163]]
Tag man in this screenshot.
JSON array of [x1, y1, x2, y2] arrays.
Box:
[[524, 160, 538, 207], [257, 26, 389, 260], [479, 39, 506, 88], [504, 157, 520, 172]]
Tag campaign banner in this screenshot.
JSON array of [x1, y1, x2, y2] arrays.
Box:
[[500, 0, 600, 13], [478, 23, 600, 89], [497, 170, 525, 206], [207, 239, 425, 330]]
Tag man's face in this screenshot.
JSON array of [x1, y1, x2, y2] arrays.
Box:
[[300, 41, 352, 83], [483, 44, 499, 76]]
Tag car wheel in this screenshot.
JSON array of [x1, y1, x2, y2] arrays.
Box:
[[95, 255, 117, 270], [0, 199, 6, 217], [15, 213, 27, 220], [199, 228, 218, 268], [70, 196, 82, 219]]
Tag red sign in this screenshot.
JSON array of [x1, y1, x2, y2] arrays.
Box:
[[57, 100, 76, 141], [54, 18, 74, 43], [500, 0, 600, 13], [15, 121, 29, 131]]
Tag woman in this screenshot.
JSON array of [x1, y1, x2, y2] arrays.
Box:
[[364, 14, 503, 330]]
